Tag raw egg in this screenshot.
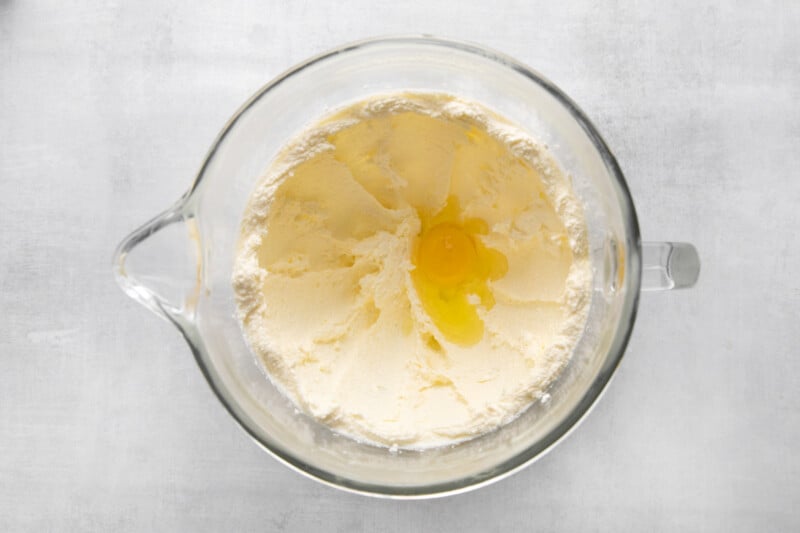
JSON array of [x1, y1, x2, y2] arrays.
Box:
[[412, 196, 508, 345]]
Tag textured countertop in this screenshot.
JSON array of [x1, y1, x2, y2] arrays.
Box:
[[2, 1, 798, 531]]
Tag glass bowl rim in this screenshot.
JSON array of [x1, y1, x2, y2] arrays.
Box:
[[179, 34, 642, 498]]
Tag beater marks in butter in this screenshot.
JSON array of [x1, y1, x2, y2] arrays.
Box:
[[233, 93, 591, 448]]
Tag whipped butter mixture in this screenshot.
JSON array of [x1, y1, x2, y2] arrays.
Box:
[[233, 93, 591, 448]]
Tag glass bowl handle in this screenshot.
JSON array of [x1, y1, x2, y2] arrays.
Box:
[[641, 242, 700, 291], [113, 198, 202, 322]]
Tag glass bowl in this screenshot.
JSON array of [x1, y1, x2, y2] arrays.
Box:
[[114, 36, 699, 497]]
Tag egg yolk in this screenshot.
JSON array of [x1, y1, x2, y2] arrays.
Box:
[[412, 196, 508, 346], [417, 224, 476, 286]]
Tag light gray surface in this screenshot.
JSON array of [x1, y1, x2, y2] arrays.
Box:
[[2, 1, 798, 531]]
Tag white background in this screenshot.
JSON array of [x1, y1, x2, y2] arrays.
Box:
[[2, 1, 798, 531]]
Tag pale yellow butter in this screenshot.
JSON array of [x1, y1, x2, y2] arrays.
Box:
[[232, 93, 591, 448]]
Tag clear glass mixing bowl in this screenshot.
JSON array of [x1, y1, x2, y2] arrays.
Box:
[[114, 36, 699, 497]]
